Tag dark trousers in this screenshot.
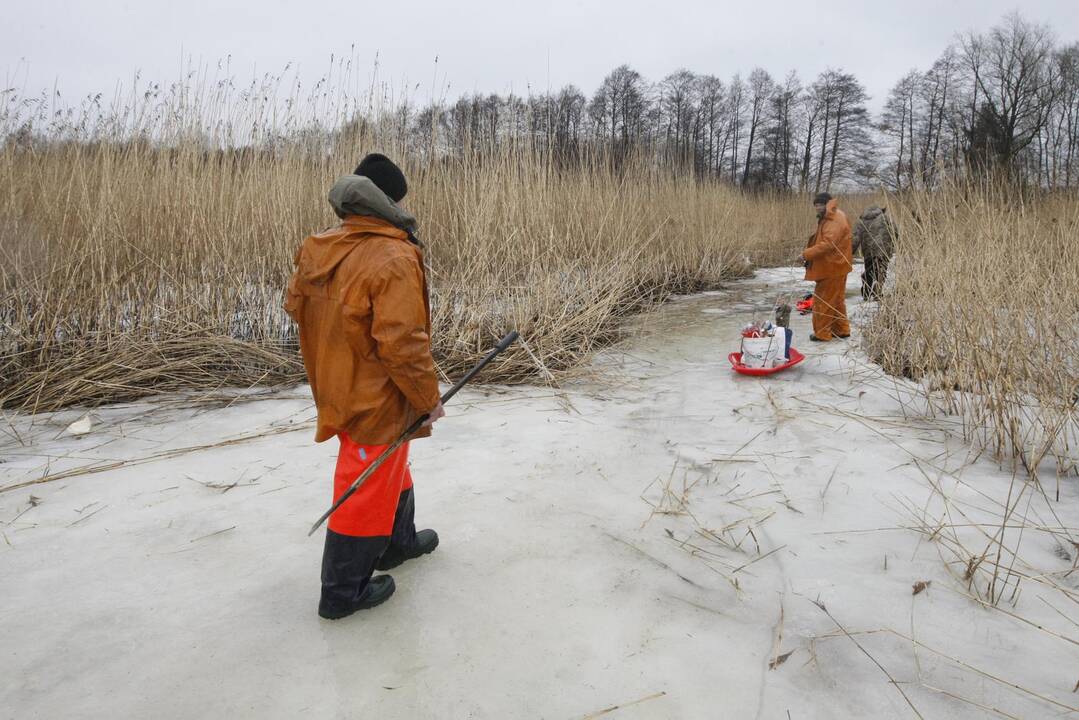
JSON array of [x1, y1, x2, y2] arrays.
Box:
[[319, 488, 417, 615], [861, 254, 889, 301]]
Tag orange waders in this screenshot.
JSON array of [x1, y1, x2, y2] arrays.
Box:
[[811, 277, 851, 341], [319, 434, 418, 616]]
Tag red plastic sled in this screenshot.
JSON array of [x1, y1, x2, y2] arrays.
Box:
[[728, 348, 806, 376]]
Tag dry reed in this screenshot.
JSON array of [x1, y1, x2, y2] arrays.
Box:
[[0, 76, 808, 411], [864, 180, 1079, 483]]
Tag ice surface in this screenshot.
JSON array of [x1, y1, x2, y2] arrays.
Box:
[[1, 266, 1076, 719]]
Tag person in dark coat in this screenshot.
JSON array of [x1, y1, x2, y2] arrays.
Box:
[[851, 205, 898, 301]]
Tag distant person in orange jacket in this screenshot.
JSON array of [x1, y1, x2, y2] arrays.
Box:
[[800, 192, 853, 342]]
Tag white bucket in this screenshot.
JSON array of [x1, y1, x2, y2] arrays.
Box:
[[741, 336, 782, 368]]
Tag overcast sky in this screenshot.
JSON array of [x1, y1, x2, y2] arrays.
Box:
[[3, 0, 1077, 113]]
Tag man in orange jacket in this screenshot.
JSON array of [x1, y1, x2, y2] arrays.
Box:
[[800, 192, 853, 342], [286, 154, 444, 619]]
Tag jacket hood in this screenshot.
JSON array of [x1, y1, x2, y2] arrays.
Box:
[[861, 205, 885, 220], [294, 234, 359, 286], [297, 174, 421, 286], [825, 198, 839, 218], [328, 174, 418, 233], [297, 216, 414, 287]]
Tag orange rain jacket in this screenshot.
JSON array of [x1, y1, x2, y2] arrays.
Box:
[[802, 198, 854, 281], [285, 215, 440, 445]]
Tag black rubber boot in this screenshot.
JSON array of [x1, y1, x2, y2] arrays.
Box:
[[319, 530, 394, 619], [389, 488, 418, 548], [376, 530, 439, 571], [375, 488, 440, 571]]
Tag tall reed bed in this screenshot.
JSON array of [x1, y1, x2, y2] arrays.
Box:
[[865, 181, 1079, 483], [0, 80, 807, 411]]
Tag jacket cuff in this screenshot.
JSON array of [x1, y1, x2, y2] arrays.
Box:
[[395, 372, 441, 415]]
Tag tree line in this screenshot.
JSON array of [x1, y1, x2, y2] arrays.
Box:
[[6, 11, 1076, 192], [880, 13, 1079, 189], [371, 12, 1078, 191], [392, 63, 874, 193]]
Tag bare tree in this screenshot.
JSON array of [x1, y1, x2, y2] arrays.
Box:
[[1055, 45, 1079, 186], [799, 85, 824, 191], [740, 68, 775, 187], [726, 75, 746, 183], [960, 13, 1061, 174], [659, 69, 699, 170], [696, 75, 725, 177], [589, 65, 649, 163], [918, 49, 958, 186], [552, 85, 586, 164], [881, 70, 920, 189], [760, 72, 801, 189]]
